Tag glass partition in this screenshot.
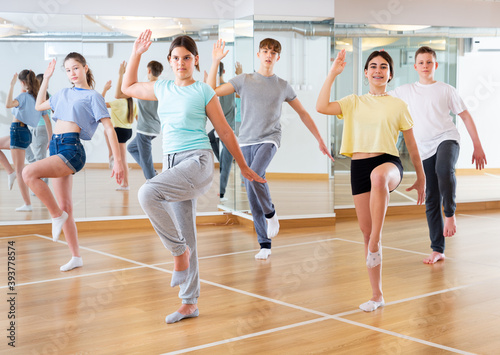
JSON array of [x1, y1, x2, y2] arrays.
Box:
[[0, 12, 337, 224], [0, 12, 236, 222], [227, 18, 336, 217], [332, 24, 500, 208]]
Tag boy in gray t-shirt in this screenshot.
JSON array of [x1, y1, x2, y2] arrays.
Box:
[[208, 38, 334, 260], [126, 60, 163, 179]]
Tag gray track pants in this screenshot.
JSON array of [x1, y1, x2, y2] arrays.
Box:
[[241, 143, 277, 249], [138, 149, 214, 304]]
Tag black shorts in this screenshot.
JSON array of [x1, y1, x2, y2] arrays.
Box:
[[114, 127, 132, 143], [350, 154, 404, 195]]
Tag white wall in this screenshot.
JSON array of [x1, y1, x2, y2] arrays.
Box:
[[457, 51, 500, 169], [0, 34, 330, 174], [335, 0, 500, 28], [1, 0, 334, 20]]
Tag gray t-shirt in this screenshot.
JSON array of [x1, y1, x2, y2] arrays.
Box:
[[219, 81, 235, 129], [229, 72, 296, 147], [136, 99, 160, 136]]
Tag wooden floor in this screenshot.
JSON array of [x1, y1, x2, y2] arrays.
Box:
[[1, 166, 499, 222], [1, 209, 500, 354]]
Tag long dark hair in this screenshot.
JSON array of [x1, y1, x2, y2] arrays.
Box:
[[64, 52, 96, 89], [36, 73, 50, 100], [167, 35, 200, 71], [126, 98, 134, 124], [364, 51, 394, 82], [18, 70, 40, 99]]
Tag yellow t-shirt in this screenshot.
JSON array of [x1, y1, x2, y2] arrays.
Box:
[[337, 94, 413, 158], [109, 99, 138, 129]]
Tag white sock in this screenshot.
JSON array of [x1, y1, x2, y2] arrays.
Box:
[[52, 211, 68, 242], [266, 213, 280, 238], [15, 204, 32, 212], [255, 248, 272, 260], [165, 309, 199, 324], [60, 256, 83, 272], [366, 249, 382, 268], [8, 172, 16, 190], [359, 299, 385, 312]]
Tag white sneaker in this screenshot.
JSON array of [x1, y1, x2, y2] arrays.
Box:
[[15, 204, 33, 212]]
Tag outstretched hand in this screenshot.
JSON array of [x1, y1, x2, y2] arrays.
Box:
[[240, 166, 266, 184], [103, 80, 112, 92], [235, 61, 242, 75], [472, 146, 487, 170], [111, 161, 124, 186], [118, 61, 127, 75], [318, 139, 335, 162], [44, 59, 57, 80], [133, 29, 153, 56], [329, 49, 347, 76], [406, 177, 426, 205], [212, 39, 229, 63], [10, 73, 18, 87]]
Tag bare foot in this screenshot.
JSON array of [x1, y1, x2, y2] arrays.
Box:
[[423, 251, 445, 264], [173, 247, 190, 271], [443, 215, 456, 237], [177, 303, 198, 315]]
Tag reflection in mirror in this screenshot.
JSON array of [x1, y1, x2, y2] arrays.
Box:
[[0, 12, 86, 222], [332, 24, 500, 209], [226, 17, 337, 218], [0, 12, 236, 222]]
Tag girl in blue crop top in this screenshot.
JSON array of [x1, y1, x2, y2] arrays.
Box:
[[0, 69, 51, 212], [122, 30, 265, 324], [23, 52, 124, 272]]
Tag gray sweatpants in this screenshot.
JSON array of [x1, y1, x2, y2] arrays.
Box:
[[26, 125, 49, 163], [138, 149, 214, 304], [241, 143, 277, 249]]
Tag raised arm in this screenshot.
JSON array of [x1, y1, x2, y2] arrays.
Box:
[[403, 128, 426, 205], [121, 29, 156, 100], [288, 98, 334, 161], [207, 39, 235, 97], [458, 110, 487, 170], [6, 74, 19, 108], [115, 61, 130, 99], [205, 96, 265, 183], [316, 49, 347, 116], [36, 60, 55, 111], [101, 80, 112, 98]]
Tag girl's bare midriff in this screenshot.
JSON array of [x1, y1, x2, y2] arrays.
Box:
[[53, 120, 81, 135]]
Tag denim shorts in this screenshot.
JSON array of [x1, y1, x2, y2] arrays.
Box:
[[49, 133, 86, 173], [350, 154, 403, 195], [10, 122, 32, 150]]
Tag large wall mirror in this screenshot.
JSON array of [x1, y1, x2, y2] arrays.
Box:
[[331, 23, 500, 209], [0, 11, 336, 223]]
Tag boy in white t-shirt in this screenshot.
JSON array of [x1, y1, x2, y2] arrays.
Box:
[[390, 46, 487, 264]]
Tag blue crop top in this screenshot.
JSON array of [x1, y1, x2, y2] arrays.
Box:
[[49, 87, 110, 140]]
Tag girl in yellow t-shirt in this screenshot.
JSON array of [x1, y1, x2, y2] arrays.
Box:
[[102, 62, 138, 190], [317, 49, 425, 312]]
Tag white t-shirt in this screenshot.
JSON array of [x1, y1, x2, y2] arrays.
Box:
[[389, 81, 466, 160]]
